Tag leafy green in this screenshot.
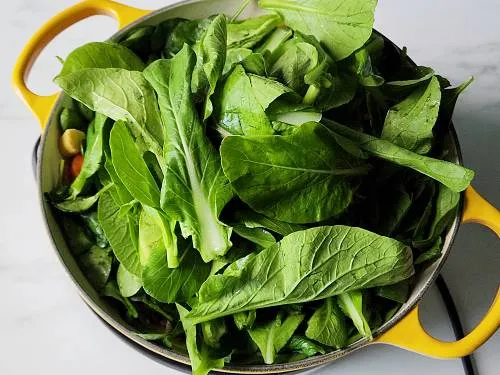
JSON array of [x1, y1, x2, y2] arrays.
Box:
[[55, 68, 164, 159], [144, 46, 234, 263], [220, 122, 368, 223], [376, 281, 410, 304], [305, 298, 347, 348], [138, 207, 210, 303], [117, 263, 142, 297], [234, 310, 256, 330], [194, 14, 228, 119], [413, 184, 459, 247], [323, 119, 474, 192], [381, 76, 441, 154], [259, 0, 377, 61], [227, 14, 281, 48], [98, 188, 141, 277], [415, 237, 443, 265], [214, 65, 274, 136], [68, 114, 108, 198], [201, 319, 226, 348], [234, 210, 305, 236], [187, 226, 414, 323], [109, 121, 160, 208], [286, 336, 325, 356], [233, 226, 276, 248], [57, 42, 145, 76], [177, 305, 225, 375], [165, 18, 212, 57], [78, 245, 113, 290], [103, 280, 139, 319], [248, 312, 304, 364], [338, 291, 371, 338]]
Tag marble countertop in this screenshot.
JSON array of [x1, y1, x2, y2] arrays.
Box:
[[0, 1, 498, 374]]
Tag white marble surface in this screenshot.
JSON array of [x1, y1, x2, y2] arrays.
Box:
[[0, 1, 498, 374]]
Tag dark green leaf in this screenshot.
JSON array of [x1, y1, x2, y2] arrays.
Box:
[[322, 119, 474, 192], [220, 122, 368, 223], [78, 245, 113, 290]]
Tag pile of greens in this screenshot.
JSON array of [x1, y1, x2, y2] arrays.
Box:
[[49, 0, 474, 373]]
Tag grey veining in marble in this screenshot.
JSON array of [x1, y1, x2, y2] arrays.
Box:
[[0, 1, 498, 375]]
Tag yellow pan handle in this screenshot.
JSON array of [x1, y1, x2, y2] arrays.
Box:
[[377, 186, 500, 358], [12, 0, 151, 130]]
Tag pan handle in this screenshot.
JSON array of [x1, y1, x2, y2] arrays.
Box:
[[376, 186, 499, 357], [11, 0, 151, 130]]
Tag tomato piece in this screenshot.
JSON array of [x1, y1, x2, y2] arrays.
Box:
[[70, 154, 84, 180]]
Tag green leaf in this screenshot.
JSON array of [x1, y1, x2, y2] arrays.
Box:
[[81, 211, 108, 248], [57, 42, 145, 76], [415, 237, 443, 265], [201, 319, 226, 348], [69, 114, 109, 198], [338, 291, 372, 338], [102, 280, 138, 319], [248, 74, 295, 110], [413, 184, 460, 248], [234, 210, 305, 236], [381, 76, 441, 154], [270, 39, 319, 93], [164, 18, 213, 56], [322, 119, 474, 192], [220, 122, 368, 223], [233, 225, 276, 249], [376, 281, 410, 304], [53, 184, 112, 213], [59, 107, 86, 131], [177, 305, 225, 375], [259, 0, 377, 61], [214, 65, 274, 136], [248, 312, 304, 364], [187, 225, 414, 323], [78, 245, 113, 291], [98, 188, 141, 277], [195, 14, 228, 119], [255, 26, 293, 57], [117, 263, 142, 297], [139, 207, 210, 303], [352, 48, 384, 87], [144, 46, 234, 263], [227, 14, 281, 48], [314, 71, 357, 111], [109, 121, 161, 208], [305, 298, 348, 348], [55, 68, 164, 159], [439, 77, 474, 126], [286, 336, 325, 356], [233, 310, 256, 330]]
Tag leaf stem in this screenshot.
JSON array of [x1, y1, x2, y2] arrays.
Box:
[[231, 0, 253, 22]]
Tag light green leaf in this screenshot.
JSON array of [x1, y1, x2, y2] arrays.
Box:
[[305, 297, 347, 348], [233, 225, 276, 248], [196, 15, 228, 120], [177, 305, 225, 375], [220, 122, 368, 223], [382, 76, 441, 154], [187, 225, 414, 323], [259, 0, 377, 61], [57, 42, 145, 76], [248, 312, 304, 364], [98, 188, 141, 277], [338, 291, 372, 338], [227, 14, 281, 48], [143, 45, 233, 263], [139, 207, 210, 303], [55, 68, 164, 159], [69, 114, 109, 198], [214, 65, 274, 136], [109, 121, 161, 208], [117, 263, 142, 297]]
